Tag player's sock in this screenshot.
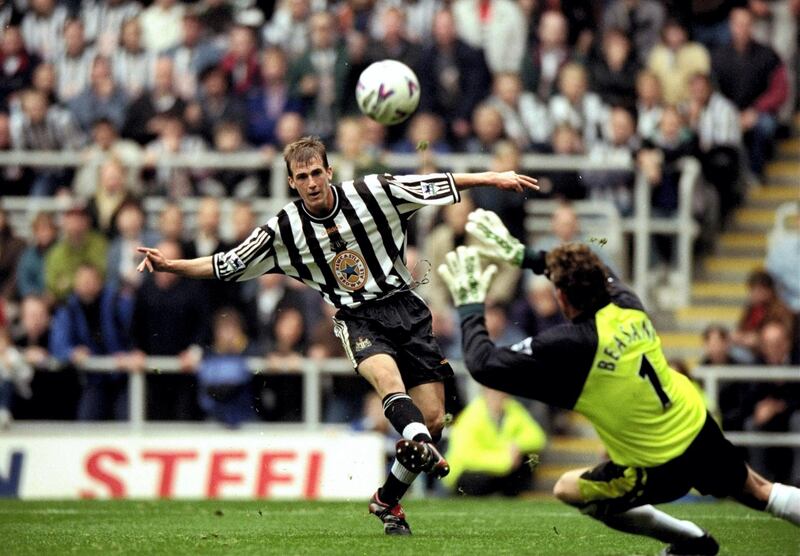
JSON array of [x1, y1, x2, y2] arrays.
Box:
[[382, 392, 432, 442], [767, 483, 800, 526], [596, 505, 705, 544], [378, 459, 419, 507]]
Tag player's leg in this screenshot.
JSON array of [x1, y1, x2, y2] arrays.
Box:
[[553, 464, 717, 555], [398, 380, 449, 477], [736, 465, 800, 526], [357, 354, 428, 535]]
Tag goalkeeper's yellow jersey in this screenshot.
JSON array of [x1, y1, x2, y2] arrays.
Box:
[[573, 303, 706, 467], [459, 271, 707, 469]]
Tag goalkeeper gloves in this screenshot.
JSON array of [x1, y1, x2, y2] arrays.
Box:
[[437, 246, 497, 306], [465, 208, 525, 267]]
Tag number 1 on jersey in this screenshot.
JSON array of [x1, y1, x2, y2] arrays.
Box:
[[638, 357, 672, 411]]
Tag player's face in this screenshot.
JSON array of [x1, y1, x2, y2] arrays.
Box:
[[288, 157, 334, 217]]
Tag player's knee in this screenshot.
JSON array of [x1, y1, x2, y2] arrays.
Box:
[[423, 409, 445, 439]]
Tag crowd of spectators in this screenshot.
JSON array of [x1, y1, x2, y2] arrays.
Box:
[[0, 0, 797, 489]]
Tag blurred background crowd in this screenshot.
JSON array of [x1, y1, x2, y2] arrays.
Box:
[[0, 0, 798, 493]]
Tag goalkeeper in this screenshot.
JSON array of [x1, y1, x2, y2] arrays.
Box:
[[438, 209, 799, 555]]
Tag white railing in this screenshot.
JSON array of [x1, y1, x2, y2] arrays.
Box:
[[34, 356, 478, 432], [693, 365, 800, 447], [0, 151, 702, 308]]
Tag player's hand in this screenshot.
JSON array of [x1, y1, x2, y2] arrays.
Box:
[[465, 208, 525, 267], [493, 171, 538, 193], [136, 247, 168, 273], [437, 246, 497, 306]]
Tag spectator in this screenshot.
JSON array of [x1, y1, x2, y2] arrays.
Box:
[[443, 387, 546, 496], [198, 122, 261, 197], [531, 202, 618, 271], [106, 200, 158, 291], [72, 118, 142, 198], [470, 141, 527, 240], [44, 203, 108, 302], [731, 270, 795, 360], [54, 18, 95, 102], [700, 324, 747, 431], [711, 7, 788, 180], [684, 72, 742, 224], [451, 0, 526, 73], [261, 306, 306, 421], [9, 89, 84, 195], [0, 207, 25, 299], [647, 19, 710, 106], [156, 203, 193, 256], [20, 0, 67, 61], [185, 66, 246, 143], [139, 0, 184, 53], [0, 25, 38, 106], [142, 115, 207, 198], [588, 28, 639, 109], [198, 0, 235, 40], [0, 325, 33, 428], [131, 240, 209, 420], [273, 111, 306, 149], [520, 10, 571, 100], [86, 157, 139, 237], [333, 117, 388, 182], [417, 9, 490, 146], [167, 11, 223, 101], [538, 124, 585, 199], [766, 212, 800, 312], [749, 0, 797, 83], [488, 72, 551, 151], [122, 56, 187, 145], [0, 111, 33, 196], [744, 320, 800, 484], [584, 105, 639, 215], [548, 62, 608, 149], [392, 112, 451, 155], [197, 308, 257, 427], [112, 17, 154, 101], [601, 0, 664, 63], [289, 12, 349, 141], [30, 61, 58, 106], [49, 264, 134, 421], [188, 197, 238, 312], [245, 46, 302, 147], [510, 274, 568, 339], [11, 295, 78, 419], [635, 70, 663, 141], [485, 302, 526, 347], [423, 193, 521, 319], [16, 212, 58, 298], [368, 7, 420, 70], [464, 103, 506, 154], [219, 24, 261, 96], [82, 0, 142, 56], [262, 0, 311, 62], [69, 55, 130, 133]]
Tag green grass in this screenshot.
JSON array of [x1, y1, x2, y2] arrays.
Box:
[[0, 498, 796, 555]]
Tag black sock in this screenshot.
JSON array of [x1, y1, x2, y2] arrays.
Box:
[[382, 392, 432, 442], [378, 460, 418, 507]]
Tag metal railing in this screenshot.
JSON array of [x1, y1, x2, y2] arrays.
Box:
[[693, 365, 800, 447], [0, 150, 702, 308]]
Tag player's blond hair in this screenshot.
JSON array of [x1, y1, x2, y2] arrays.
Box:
[[283, 136, 330, 177]]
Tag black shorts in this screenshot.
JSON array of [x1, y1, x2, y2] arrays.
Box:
[[578, 412, 749, 517], [332, 291, 454, 390]]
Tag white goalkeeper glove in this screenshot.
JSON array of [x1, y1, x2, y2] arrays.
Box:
[[465, 208, 525, 267], [437, 246, 498, 306]]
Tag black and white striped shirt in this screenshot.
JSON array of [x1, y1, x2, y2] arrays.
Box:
[[213, 172, 460, 309]]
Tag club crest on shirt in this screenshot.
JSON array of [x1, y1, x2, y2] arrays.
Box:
[[354, 336, 373, 352], [332, 249, 368, 291]]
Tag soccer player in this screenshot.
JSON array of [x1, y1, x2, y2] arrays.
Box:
[[137, 137, 538, 535], [437, 209, 800, 555]]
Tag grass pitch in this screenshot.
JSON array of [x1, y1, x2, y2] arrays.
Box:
[[0, 498, 796, 555]]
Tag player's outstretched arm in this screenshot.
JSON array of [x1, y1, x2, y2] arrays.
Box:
[[451, 171, 538, 193], [136, 247, 215, 279]]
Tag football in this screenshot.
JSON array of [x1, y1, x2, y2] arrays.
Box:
[[356, 59, 420, 126]]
